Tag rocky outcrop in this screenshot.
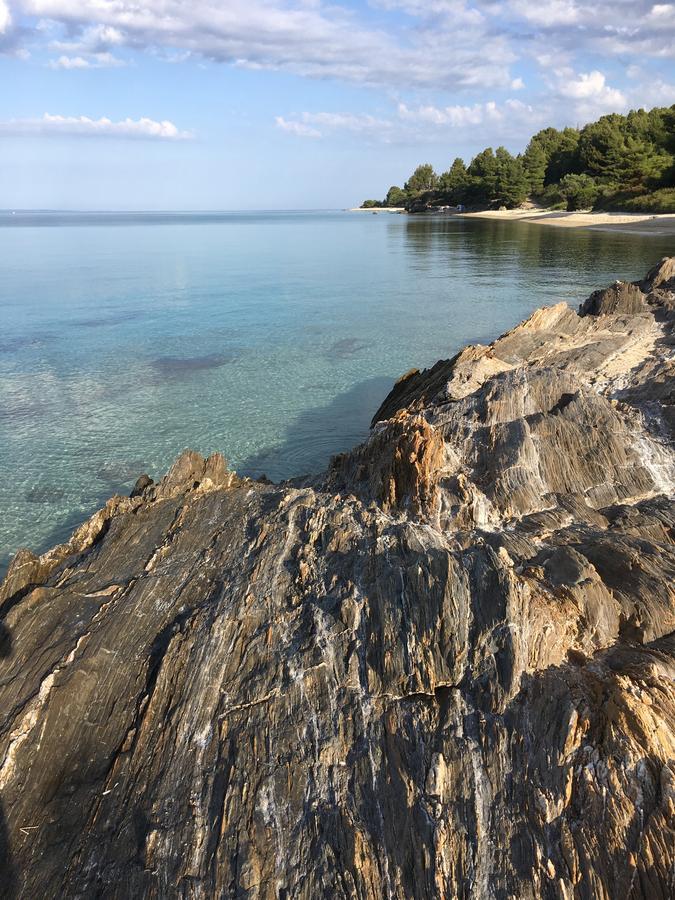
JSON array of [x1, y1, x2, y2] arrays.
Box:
[[579, 280, 646, 316], [1, 261, 674, 899]]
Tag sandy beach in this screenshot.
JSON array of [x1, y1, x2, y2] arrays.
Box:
[[348, 206, 675, 234], [348, 206, 405, 213], [459, 208, 675, 236]]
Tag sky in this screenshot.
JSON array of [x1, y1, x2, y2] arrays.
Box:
[[0, 0, 674, 209]]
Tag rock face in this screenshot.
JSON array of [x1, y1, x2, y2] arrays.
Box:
[[1, 261, 675, 899]]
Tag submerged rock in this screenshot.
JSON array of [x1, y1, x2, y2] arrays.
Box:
[[1, 263, 674, 898]]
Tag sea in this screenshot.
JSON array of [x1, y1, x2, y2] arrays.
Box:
[[1, 209, 672, 575]]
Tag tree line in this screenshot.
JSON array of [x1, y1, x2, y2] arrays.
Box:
[[361, 105, 675, 213]]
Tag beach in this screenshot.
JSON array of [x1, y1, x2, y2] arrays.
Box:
[[348, 206, 406, 213], [349, 206, 675, 235], [459, 208, 675, 235]]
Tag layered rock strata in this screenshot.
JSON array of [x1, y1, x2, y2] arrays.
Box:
[[1, 261, 674, 899]]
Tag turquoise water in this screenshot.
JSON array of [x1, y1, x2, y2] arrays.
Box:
[[1, 210, 672, 573]]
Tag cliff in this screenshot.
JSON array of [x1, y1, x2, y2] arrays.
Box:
[[1, 260, 674, 899]]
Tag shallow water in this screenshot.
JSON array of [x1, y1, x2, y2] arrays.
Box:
[[1, 209, 672, 572]]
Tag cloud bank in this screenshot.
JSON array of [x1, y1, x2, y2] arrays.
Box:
[[9, 0, 673, 79], [2, 1, 674, 153], [276, 97, 543, 143], [11, 0, 514, 90]]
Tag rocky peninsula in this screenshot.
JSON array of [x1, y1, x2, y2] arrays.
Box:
[[1, 260, 674, 899]]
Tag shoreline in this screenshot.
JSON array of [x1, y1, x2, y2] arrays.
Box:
[[348, 206, 405, 213], [349, 206, 675, 234], [459, 208, 675, 235]]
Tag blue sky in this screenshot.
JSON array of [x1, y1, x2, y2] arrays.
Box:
[[0, 0, 674, 209]]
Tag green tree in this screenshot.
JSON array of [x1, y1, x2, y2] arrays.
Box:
[[621, 137, 671, 186], [626, 107, 669, 149], [494, 147, 529, 207], [361, 199, 382, 208], [661, 105, 675, 155], [579, 114, 672, 188], [404, 163, 438, 194], [577, 115, 627, 179], [438, 158, 469, 201], [384, 185, 407, 207], [545, 128, 581, 184], [527, 127, 564, 160], [466, 148, 498, 203], [522, 140, 548, 195]]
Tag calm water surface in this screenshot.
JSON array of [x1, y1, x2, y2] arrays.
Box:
[[1, 210, 673, 572]]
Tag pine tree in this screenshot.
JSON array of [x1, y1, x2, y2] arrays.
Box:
[[437, 158, 469, 201], [545, 128, 581, 184], [495, 147, 529, 207], [522, 140, 548, 195], [467, 148, 498, 202], [404, 164, 438, 194]]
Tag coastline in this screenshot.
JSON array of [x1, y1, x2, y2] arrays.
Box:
[[459, 208, 675, 235], [348, 206, 675, 234], [348, 206, 405, 213]]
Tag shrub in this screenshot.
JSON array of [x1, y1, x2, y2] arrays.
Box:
[[559, 174, 601, 211], [537, 183, 565, 209], [621, 188, 675, 213]]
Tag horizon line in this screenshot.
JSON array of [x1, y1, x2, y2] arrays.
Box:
[[0, 207, 353, 214]]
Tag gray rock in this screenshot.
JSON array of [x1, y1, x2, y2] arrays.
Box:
[[130, 474, 154, 498], [579, 280, 646, 316], [642, 256, 675, 291]]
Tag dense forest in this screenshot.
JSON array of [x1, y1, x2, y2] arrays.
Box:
[[361, 105, 675, 213]]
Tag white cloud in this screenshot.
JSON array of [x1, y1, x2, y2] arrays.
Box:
[[397, 98, 540, 129], [372, 0, 485, 26], [0, 0, 11, 33], [276, 111, 394, 139], [275, 116, 321, 139], [509, 0, 580, 25], [630, 78, 675, 106], [304, 111, 391, 131], [48, 51, 125, 67], [277, 98, 544, 144], [49, 54, 89, 68], [511, 77, 525, 89], [50, 23, 124, 50], [398, 101, 495, 127], [558, 69, 625, 104], [506, 0, 675, 59], [0, 112, 193, 139], [546, 68, 628, 121], [649, 3, 674, 18]]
